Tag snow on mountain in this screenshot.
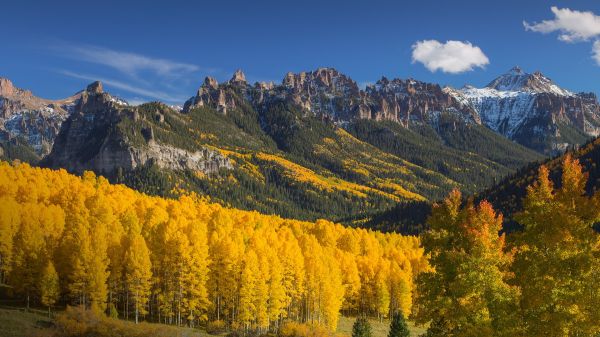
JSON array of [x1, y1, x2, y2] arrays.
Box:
[[445, 67, 600, 154], [445, 86, 536, 138], [485, 66, 573, 96]]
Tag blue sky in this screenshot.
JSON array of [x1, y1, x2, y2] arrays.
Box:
[[1, 0, 600, 104]]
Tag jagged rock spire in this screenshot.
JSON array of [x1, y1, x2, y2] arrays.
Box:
[[0, 77, 16, 96], [86, 81, 103, 94], [203, 76, 219, 90], [230, 69, 246, 84]]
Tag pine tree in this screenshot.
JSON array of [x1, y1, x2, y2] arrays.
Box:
[[352, 317, 372, 337], [39, 261, 60, 317], [387, 312, 410, 337]]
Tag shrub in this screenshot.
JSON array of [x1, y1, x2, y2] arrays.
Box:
[[279, 321, 330, 337], [207, 319, 228, 335]]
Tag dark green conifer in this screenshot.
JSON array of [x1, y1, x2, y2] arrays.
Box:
[[388, 312, 410, 337], [352, 317, 373, 337]]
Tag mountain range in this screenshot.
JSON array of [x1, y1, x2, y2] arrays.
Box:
[[1, 66, 598, 223]]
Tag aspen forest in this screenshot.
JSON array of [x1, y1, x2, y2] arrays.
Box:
[[3, 152, 600, 337], [0, 161, 426, 333]]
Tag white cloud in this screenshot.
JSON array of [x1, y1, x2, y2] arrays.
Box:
[[411, 40, 489, 74], [593, 41, 600, 65], [58, 44, 202, 79], [59, 70, 187, 103], [524, 7, 600, 42]]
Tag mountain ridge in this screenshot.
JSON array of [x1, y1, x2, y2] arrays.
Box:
[[30, 69, 540, 223], [3, 66, 595, 223]]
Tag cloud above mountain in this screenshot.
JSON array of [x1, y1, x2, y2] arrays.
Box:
[[525, 7, 600, 66], [59, 44, 203, 79], [524, 6, 600, 42], [411, 40, 489, 74], [51, 42, 218, 104], [58, 70, 188, 103]]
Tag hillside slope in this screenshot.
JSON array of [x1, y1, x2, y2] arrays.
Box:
[[39, 72, 541, 223]]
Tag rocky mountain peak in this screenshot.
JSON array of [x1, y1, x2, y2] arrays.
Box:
[[230, 69, 246, 84], [256, 81, 274, 90], [508, 66, 523, 75], [0, 77, 16, 96], [203, 76, 219, 90], [486, 67, 572, 96], [86, 81, 103, 94], [282, 67, 359, 95]]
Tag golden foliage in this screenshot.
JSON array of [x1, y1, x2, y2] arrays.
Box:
[[0, 161, 426, 331]]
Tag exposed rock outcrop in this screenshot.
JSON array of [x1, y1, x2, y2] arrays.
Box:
[[44, 82, 232, 176], [183, 67, 481, 125], [0, 77, 80, 155]]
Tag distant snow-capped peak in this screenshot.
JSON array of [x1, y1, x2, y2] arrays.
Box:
[[485, 66, 573, 96]]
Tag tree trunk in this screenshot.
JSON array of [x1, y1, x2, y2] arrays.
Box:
[[135, 290, 139, 324]]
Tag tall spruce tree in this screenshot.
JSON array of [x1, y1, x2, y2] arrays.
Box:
[[388, 312, 410, 337], [352, 317, 373, 337]]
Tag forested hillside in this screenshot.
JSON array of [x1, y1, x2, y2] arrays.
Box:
[[0, 161, 427, 331], [477, 136, 600, 222], [367, 135, 600, 234], [18, 74, 541, 226]]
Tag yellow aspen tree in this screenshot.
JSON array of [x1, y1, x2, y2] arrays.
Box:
[[320, 248, 345, 331], [277, 227, 305, 320], [182, 220, 210, 327], [388, 258, 412, 318], [253, 238, 270, 331], [414, 190, 519, 337], [336, 250, 361, 314], [207, 220, 242, 322], [124, 226, 152, 324], [373, 259, 391, 321], [513, 156, 600, 336], [0, 197, 19, 284], [87, 213, 110, 313], [238, 249, 259, 329], [300, 235, 323, 324], [11, 203, 46, 309], [267, 250, 286, 329], [39, 260, 60, 317]]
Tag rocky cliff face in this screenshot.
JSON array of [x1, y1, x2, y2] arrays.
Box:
[[364, 77, 480, 126], [0, 77, 80, 155], [44, 82, 232, 176], [184, 67, 479, 126], [446, 67, 600, 154]]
